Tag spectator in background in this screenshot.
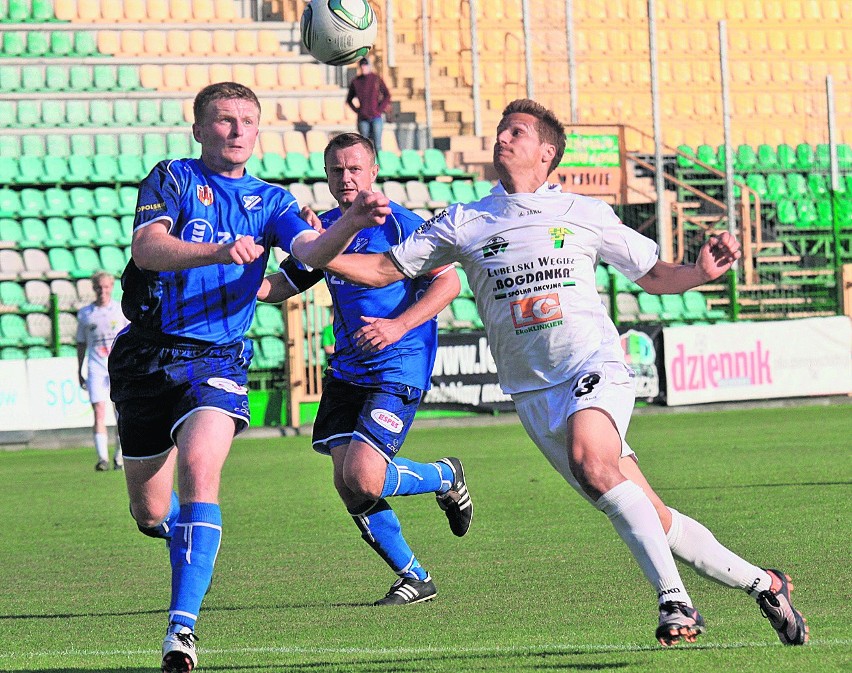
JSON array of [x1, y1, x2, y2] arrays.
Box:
[[76, 270, 128, 472], [346, 57, 391, 153]]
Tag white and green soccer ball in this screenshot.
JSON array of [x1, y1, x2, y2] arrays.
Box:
[[300, 0, 378, 66]]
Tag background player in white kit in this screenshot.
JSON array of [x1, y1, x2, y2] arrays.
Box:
[[76, 270, 129, 471], [316, 99, 809, 648]]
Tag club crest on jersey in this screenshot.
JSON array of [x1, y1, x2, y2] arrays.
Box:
[[242, 195, 262, 210], [353, 237, 369, 252], [197, 185, 214, 206], [370, 408, 403, 433], [549, 227, 574, 249], [206, 377, 248, 395], [482, 236, 509, 258]]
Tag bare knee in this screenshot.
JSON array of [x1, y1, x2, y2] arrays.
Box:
[[342, 469, 383, 501]]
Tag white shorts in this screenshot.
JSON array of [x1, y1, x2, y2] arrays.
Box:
[[85, 366, 111, 404], [512, 360, 637, 503]]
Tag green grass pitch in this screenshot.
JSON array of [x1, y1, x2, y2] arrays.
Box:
[[0, 403, 849, 672]]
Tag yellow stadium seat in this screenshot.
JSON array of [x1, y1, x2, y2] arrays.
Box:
[[276, 98, 299, 123], [730, 61, 751, 84], [277, 63, 301, 88], [789, 60, 810, 82], [100, 0, 121, 20], [733, 92, 755, 116], [97, 31, 121, 55], [148, 0, 170, 21], [763, 2, 783, 19], [691, 61, 713, 86], [305, 130, 328, 154], [657, 61, 672, 85], [743, 0, 764, 19], [54, 0, 76, 21], [143, 31, 168, 56], [674, 93, 695, 118], [167, 31, 191, 56], [744, 127, 765, 148], [193, 0, 215, 21], [755, 93, 775, 116], [782, 1, 802, 20], [121, 31, 145, 57], [124, 0, 147, 21], [589, 62, 612, 85], [214, 0, 236, 20], [321, 98, 347, 124], [170, 0, 193, 21], [806, 30, 826, 52], [821, 0, 841, 20], [235, 30, 259, 56], [300, 64, 325, 89], [140, 64, 164, 89], [283, 130, 308, 155], [78, 0, 101, 20], [630, 61, 650, 86], [826, 30, 844, 53], [212, 29, 236, 56], [772, 61, 791, 84], [725, 0, 745, 20], [181, 99, 194, 124], [190, 29, 214, 55], [162, 64, 187, 91], [750, 61, 770, 84], [209, 64, 232, 84], [774, 95, 794, 116], [255, 64, 278, 89], [298, 99, 323, 125], [786, 30, 806, 52], [232, 64, 256, 89], [260, 131, 285, 156], [672, 62, 691, 84], [185, 64, 211, 89], [258, 30, 280, 55]]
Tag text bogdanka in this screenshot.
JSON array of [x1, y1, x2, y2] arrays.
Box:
[[670, 341, 772, 391]]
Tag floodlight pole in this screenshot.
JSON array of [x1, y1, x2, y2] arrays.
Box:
[[826, 75, 842, 290], [470, 0, 482, 136], [566, 0, 577, 123], [648, 0, 667, 259], [420, 0, 433, 147], [385, 0, 395, 68], [719, 21, 736, 240], [521, 0, 534, 99]]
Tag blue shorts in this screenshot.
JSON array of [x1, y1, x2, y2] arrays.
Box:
[[109, 327, 252, 459], [311, 377, 422, 460]]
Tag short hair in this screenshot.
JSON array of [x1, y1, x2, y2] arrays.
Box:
[[91, 270, 113, 286], [501, 99, 566, 173], [358, 57, 370, 66], [323, 132, 376, 166], [193, 82, 261, 124]]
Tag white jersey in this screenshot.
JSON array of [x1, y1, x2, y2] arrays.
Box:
[[389, 182, 659, 394], [76, 300, 129, 373]]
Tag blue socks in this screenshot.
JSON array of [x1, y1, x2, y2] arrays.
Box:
[[350, 499, 427, 580], [168, 502, 222, 631], [380, 457, 454, 498], [136, 491, 180, 542]]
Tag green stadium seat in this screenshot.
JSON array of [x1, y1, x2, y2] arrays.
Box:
[[118, 133, 143, 157], [427, 180, 453, 207], [422, 147, 465, 177], [46, 247, 76, 276], [0, 157, 19, 184], [0, 313, 45, 347], [399, 149, 425, 179], [0, 101, 15, 128], [118, 186, 137, 215], [95, 134, 119, 157], [160, 100, 184, 126], [795, 199, 817, 228], [27, 345, 54, 358], [695, 144, 717, 169], [142, 133, 166, 158], [45, 134, 71, 157], [7, 0, 29, 22], [257, 335, 285, 369], [19, 217, 48, 247], [19, 135, 44, 158], [776, 143, 796, 170], [2, 32, 26, 57], [95, 216, 125, 245], [807, 173, 828, 199], [40, 99, 65, 127], [70, 134, 95, 158], [451, 180, 476, 203], [745, 174, 767, 201], [46, 217, 78, 247], [305, 151, 326, 180], [377, 151, 402, 179], [765, 173, 788, 201], [815, 200, 833, 228], [63, 155, 94, 185], [92, 65, 117, 91], [245, 155, 263, 179], [794, 143, 814, 171], [260, 152, 286, 181], [0, 66, 20, 93], [595, 264, 610, 292], [42, 187, 72, 217], [837, 144, 852, 170], [72, 246, 100, 277], [89, 100, 113, 127], [682, 290, 726, 321], [31, 0, 55, 22], [42, 156, 68, 184], [20, 65, 45, 92], [776, 198, 797, 226], [756, 144, 777, 171], [93, 187, 120, 215], [0, 188, 21, 217], [166, 132, 191, 156], [1, 346, 26, 360], [114, 100, 137, 127], [450, 297, 483, 329], [282, 152, 309, 180], [19, 188, 46, 217], [734, 145, 757, 172], [659, 294, 691, 322], [814, 144, 831, 170], [49, 31, 73, 56], [675, 144, 696, 169], [69, 65, 94, 92], [136, 100, 159, 126], [25, 31, 50, 57], [67, 187, 95, 216], [92, 155, 119, 183], [785, 173, 808, 199], [251, 304, 285, 336], [0, 218, 23, 247], [117, 65, 141, 91], [117, 155, 145, 182], [16, 100, 41, 127], [99, 245, 126, 275], [637, 292, 672, 322], [70, 216, 97, 245], [73, 32, 98, 57]]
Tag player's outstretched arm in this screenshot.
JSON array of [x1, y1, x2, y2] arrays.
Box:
[[354, 266, 460, 352], [132, 220, 264, 271], [636, 231, 741, 295], [291, 191, 391, 269], [325, 251, 405, 288], [257, 274, 297, 304]]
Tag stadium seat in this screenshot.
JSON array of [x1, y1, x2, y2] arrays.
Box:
[[765, 174, 788, 201], [95, 216, 127, 245], [23, 279, 51, 311], [807, 173, 828, 199], [118, 187, 138, 215], [473, 180, 493, 199], [257, 335, 285, 369], [377, 152, 402, 180], [637, 292, 671, 322], [399, 149, 425, 179], [42, 188, 73, 218], [795, 143, 814, 171], [0, 218, 23, 247], [795, 199, 818, 228], [67, 156, 95, 184], [73, 32, 98, 57], [282, 152, 309, 181], [46, 218, 75, 248], [403, 181, 431, 210], [450, 297, 483, 329], [0, 189, 21, 218], [0, 346, 26, 360], [19, 218, 48, 248], [260, 153, 286, 181], [19, 189, 46, 217], [785, 173, 809, 200], [251, 304, 285, 336], [1, 313, 46, 347], [2, 31, 26, 57], [0, 67, 21, 94], [451, 180, 477, 203], [305, 152, 326, 180], [427, 181, 453, 207], [0, 249, 26, 280], [99, 245, 126, 275], [0, 280, 42, 313]]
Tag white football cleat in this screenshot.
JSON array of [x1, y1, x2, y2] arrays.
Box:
[[161, 626, 198, 673]]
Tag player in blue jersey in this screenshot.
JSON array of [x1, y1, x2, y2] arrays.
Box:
[[257, 133, 473, 605], [108, 84, 391, 673]]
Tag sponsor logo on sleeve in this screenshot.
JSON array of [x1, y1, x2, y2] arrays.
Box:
[[197, 184, 214, 206], [207, 377, 248, 395], [370, 408, 404, 433], [136, 201, 166, 213]]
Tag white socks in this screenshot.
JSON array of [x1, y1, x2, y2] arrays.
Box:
[[596, 480, 691, 606], [666, 507, 771, 597], [94, 432, 108, 462]]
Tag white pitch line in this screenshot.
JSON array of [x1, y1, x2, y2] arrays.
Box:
[[1, 639, 850, 661]]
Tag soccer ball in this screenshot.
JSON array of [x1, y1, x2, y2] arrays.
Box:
[[300, 0, 378, 66]]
